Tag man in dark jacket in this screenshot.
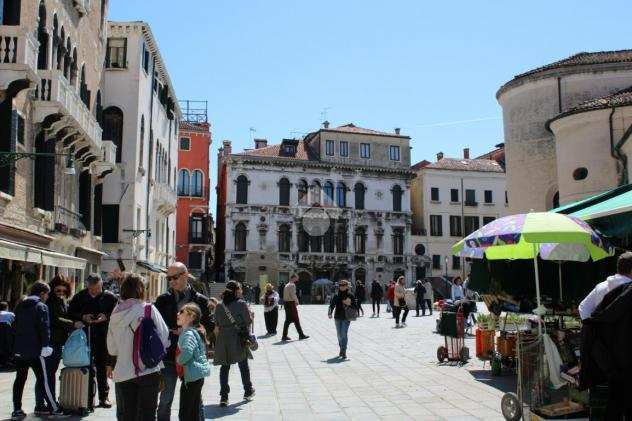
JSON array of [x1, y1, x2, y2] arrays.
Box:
[[68, 274, 117, 410], [11, 281, 66, 419], [414, 280, 426, 317], [370, 279, 383, 317], [155, 262, 212, 421]]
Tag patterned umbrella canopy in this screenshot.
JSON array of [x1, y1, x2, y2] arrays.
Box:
[[452, 212, 612, 261]]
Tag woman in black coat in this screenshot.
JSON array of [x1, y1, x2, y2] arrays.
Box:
[[328, 280, 357, 359]]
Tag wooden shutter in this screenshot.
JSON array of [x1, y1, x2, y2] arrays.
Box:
[[102, 205, 119, 243], [93, 183, 102, 236], [79, 170, 91, 230]]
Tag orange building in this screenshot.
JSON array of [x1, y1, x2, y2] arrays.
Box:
[[176, 102, 213, 280]]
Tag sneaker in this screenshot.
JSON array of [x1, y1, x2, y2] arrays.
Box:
[[244, 389, 256, 401], [11, 410, 26, 420], [219, 397, 228, 407], [98, 399, 112, 408], [298, 335, 310, 340], [402, 322, 407, 327], [49, 409, 70, 419], [395, 323, 400, 328], [281, 336, 291, 341], [34, 407, 51, 416], [341, 352, 347, 359]]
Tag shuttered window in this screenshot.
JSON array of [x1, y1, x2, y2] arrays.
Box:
[[102, 205, 119, 243], [79, 170, 91, 230], [93, 184, 103, 236]]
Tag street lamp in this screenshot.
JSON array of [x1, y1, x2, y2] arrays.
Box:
[[0, 150, 76, 175]]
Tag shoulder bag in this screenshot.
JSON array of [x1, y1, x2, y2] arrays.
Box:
[[222, 303, 258, 351]]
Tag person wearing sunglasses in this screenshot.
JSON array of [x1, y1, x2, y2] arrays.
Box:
[[34, 275, 82, 416], [155, 262, 212, 421]]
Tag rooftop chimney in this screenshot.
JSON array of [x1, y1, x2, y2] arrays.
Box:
[[463, 148, 470, 159], [254, 138, 268, 149], [436, 152, 444, 161], [394, 127, 401, 135], [323, 120, 330, 129], [222, 140, 232, 156]]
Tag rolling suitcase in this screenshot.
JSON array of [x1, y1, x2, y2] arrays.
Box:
[[59, 366, 90, 415]]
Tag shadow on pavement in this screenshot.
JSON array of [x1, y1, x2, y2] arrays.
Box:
[[203, 400, 246, 419], [322, 357, 346, 364], [468, 369, 517, 394]]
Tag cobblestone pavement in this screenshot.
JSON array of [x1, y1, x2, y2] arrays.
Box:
[[0, 304, 511, 420]]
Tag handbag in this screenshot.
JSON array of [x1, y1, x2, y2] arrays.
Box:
[[222, 304, 258, 351], [344, 305, 358, 321]]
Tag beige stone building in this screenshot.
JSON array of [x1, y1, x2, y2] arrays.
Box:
[[497, 50, 632, 212], [0, 0, 116, 301]]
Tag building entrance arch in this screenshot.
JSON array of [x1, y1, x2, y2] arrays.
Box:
[[297, 271, 313, 304]]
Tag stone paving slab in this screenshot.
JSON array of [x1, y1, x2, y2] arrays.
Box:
[[0, 304, 510, 420]]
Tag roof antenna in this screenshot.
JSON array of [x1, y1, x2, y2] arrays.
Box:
[[249, 127, 256, 143], [320, 107, 331, 124]]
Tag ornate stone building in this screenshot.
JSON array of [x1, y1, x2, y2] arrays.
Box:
[[497, 50, 632, 212], [215, 123, 417, 301], [0, 0, 116, 301]]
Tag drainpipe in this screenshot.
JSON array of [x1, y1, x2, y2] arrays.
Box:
[[609, 106, 632, 186], [557, 77, 563, 113]]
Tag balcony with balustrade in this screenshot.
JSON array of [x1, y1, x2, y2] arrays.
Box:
[[0, 26, 39, 89], [154, 181, 177, 215]]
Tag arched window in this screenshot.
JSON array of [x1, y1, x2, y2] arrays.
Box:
[[33, 131, 54, 211], [70, 47, 78, 86], [236, 175, 249, 204], [311, 180, 321, 205], [95, 90, 103, 126], [354, 182, 365, 210], [354, 227, 366, 254], [138, 115, 144, 168], [63, 38, 71, 78], [323, 181, 334, 206], [392, 184, 403, 212], [278, 224, 291, 252], [79, 64, 89, 107], [1, 0, 21, 25], [191, 170, 203, 197], [336, 182, 347, 208], [102, 106, 123, 162], [392, 227, 404, 255], [335, 223, 348, 253], [56, 25, 64, 70], [323, 227, 335, 253], [234, 222, 247, 252], [298, 226, 309, 252], [52, 15, 59, 66], [177, 169, 190, 196], [297, 179, 308, 205], [37, 1, 48, 70], [278, 177, 290, 206]]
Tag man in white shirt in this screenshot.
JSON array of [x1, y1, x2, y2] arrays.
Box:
[[579, 252, 632, 320]]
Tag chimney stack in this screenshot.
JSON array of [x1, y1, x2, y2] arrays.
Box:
[[323, 120, 330, 129], [436, 152, 444, 161], [463, 148, 470, 159], [254, 138, 268, 149], [394, 127, 401, 135], [222, 140, 232, 156]]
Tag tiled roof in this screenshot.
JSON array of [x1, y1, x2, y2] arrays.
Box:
[[498, 50, 632, 97], [411, 160, 431, 171], [323, 123, 407, 138], [425, 158, 505, 173], [547, 86, 632, 129], [180, 121, 210, 133], [235, 140, 316, 161]]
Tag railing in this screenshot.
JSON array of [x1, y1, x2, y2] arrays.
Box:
[[298, 253, 351, 263], [54, 205, 85, 236], [36, 69, 102, 149], [0, 26, 38, 70]]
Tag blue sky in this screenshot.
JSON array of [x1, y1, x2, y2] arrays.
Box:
[[109, 1, 632, 211]]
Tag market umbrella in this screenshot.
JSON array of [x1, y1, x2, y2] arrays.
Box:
[[452, 212, 613, 332], [313, 278, 333, 287]]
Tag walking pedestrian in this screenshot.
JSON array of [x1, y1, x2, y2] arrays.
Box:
[[414, 280, 426, 317], [11, 281, 67, 419], [354, 281, 365, 317], [386, 280, 396, 315], [68, 274, 117, 410], [423, 279, 434, 316], [281, 274, 309, 341], [155, 262, 212, 421], [393, 276, 409, 328], [35, 276, 81, 415], [176, 303, 211, 421], [262, 283, 279, 335], [253, 283, 261, 305], [107, 273, 170, 421], [328, 280, 357, 359], [213, 281, 255, 407], [369, 279, 383, 317]]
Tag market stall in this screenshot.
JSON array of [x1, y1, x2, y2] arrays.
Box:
[[452, 212, 613, 420]]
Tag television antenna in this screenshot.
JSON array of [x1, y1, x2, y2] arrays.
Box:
[[320, 107, 331, 123], [249, 127, 256, 142]]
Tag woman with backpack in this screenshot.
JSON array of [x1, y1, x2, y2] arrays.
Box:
[[176, 303, 210, 420], [328, 280, 357, 359], [107, 274, 170, 421], [213, 281, 255, 407]]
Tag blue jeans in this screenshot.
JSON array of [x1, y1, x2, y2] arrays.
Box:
[[334, 319, 350, 353], [35, 343, 62, 409], [157, 361, 204, 421]]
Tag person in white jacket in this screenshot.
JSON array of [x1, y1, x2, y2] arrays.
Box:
[[107, 274, 170, 421]]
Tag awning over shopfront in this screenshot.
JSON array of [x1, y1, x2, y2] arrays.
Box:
[[0, 239, 87, 269], [136, 260, 167, 274]]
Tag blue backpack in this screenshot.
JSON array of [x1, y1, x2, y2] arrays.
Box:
[[62, 329, 90, 367], [133, 305, 166, 375]]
